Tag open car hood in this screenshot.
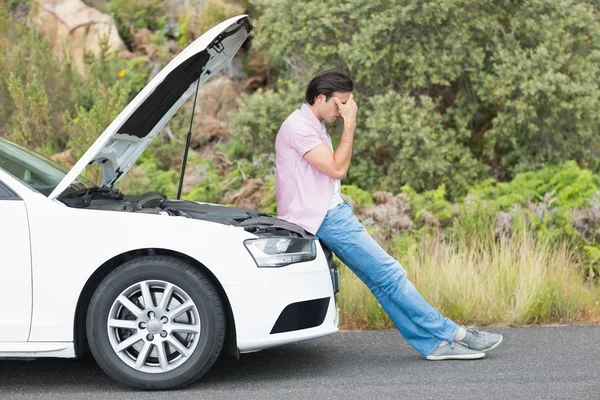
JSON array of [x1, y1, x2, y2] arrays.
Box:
[[48, 15, 252, 200]]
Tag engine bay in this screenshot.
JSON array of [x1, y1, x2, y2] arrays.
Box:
[[58, 187, 312, 238]]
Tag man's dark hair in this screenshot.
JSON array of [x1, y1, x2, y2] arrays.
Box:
[[305, 70, 353, 105]]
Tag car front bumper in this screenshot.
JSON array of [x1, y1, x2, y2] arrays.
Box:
[[224, 244, 339, 353]]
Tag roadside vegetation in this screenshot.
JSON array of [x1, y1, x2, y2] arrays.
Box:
[[337, 162, 600, 328]]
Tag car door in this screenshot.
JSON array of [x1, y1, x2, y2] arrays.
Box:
[[0, 179, 32, 341]]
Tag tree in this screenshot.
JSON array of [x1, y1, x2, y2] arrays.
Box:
[[231, 0, 600, 198]]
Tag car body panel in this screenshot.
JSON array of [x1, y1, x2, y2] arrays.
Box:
[[0, 178, 32, 341], [18, 189, 261, 341], [0, 342, 74, 358]]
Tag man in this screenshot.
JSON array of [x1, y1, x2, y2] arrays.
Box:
[[275, 70, 503, 360]]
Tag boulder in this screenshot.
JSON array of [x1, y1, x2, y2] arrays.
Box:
[[360, 191, 414, 235], [30, 0, 127, 74], [221, 178, 264, 210], [189, 75, 242, 149]]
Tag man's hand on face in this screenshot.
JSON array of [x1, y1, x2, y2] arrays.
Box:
[[334, 94, 357, 124]]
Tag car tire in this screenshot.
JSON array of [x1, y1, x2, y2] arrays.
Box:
[[86, 255, 225, 390]]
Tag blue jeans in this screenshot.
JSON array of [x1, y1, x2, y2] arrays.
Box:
[[316, 203, 459, 356]]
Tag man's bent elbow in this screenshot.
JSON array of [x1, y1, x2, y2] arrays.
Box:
[[331, 168, 347, 180]]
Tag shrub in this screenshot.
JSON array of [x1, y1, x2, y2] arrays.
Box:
[[226, 79, 304, 159], [179, 0, 244, 48], [106, 0, 167, 46], [246, 0, 600, 194]]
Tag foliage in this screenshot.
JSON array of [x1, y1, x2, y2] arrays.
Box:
[[7, 0, 29, 12], [0, 7, 150, 158], [183, 160, 228, 204], [341, 184, 372, 208], [259, 175, 278, 214], [126, 158, 179, 197], [64, 82, 128, 183], [339, 231, 600, 329], [357, 92, 486, 197], [106, 0, 167, 46], [80, 33, 151, 107], [395, 162, 600, 279], [246, 0, 600, 194], [226, 79, 304, 159], [0, 14, 79, 152], [7, 74, 52, 153], [179, 0, 245, 48], [468, 161, 600, 212], [401, 184, 454, 224]]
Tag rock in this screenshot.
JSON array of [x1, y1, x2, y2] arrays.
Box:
[[373, 190, 392, 204], [131, 27, 152, 51], [148, 62, 162, 80], [167, 40, 179, 54], [119, 49, 136, 60], [341, 193, 355, 210], [221, 178, 264, 210], [243, 75, 267, 92], [389, 215, 414, 231], [196, 75, 242, 120], [247, 52, 275, 77], [572, 208, 600, 239], [163, 20, 180, 39], [189, 75, 242, 150], [419, 211, 440, 228], [142, 43, 160, 59], [191, 116, 230, 149], [30, 0, 127, 74], [84, 0, 107, 12], [494, 211, 513, 237], [128, 27, 162, 59], [360, 193, 414, 236]]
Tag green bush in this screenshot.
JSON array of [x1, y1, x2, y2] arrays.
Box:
[[394, 161, 600, 279], [226, 79, 304, 159], [7, 74, 52, 153], [341, 184, 373, 208], [0, 9, 149, 158], [0, 16, 79, 153], [106, 0, 167, 46], [259, 175, 277, 214], [247, 0, 600, 195], [356, 92, 486, 197]]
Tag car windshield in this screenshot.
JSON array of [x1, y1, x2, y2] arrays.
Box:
[[0, 138, 94, 196]]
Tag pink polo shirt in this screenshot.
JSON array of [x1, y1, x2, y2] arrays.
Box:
[[275, 104, 335, 234]]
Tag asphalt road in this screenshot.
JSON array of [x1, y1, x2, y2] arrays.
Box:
[[1, 326, 599, 400]]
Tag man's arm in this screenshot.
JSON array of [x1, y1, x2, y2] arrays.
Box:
[[304, 94, 358, 180]]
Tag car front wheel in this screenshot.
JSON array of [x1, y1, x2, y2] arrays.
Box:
[[86, 256, 225, 390]]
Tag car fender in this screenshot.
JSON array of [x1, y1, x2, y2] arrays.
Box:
[[23, 194, 260, 341]]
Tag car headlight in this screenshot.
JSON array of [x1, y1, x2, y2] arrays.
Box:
[[244, 237, 317, 267]]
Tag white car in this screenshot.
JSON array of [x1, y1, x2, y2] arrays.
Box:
[[0, 15, 339, 390]]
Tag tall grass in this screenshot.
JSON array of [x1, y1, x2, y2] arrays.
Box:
[[337, 229, 600, 330]]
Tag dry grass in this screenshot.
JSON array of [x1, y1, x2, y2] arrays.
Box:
[[337, 232, 600, 330]]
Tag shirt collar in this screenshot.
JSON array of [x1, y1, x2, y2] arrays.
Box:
[[300, 103, 326, 133]]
